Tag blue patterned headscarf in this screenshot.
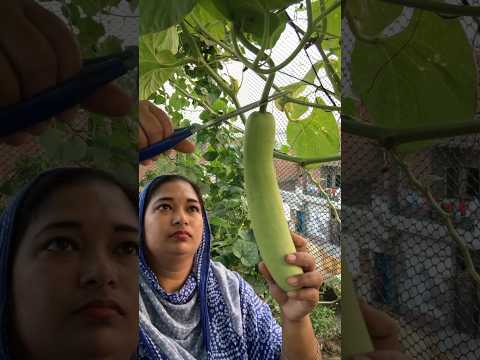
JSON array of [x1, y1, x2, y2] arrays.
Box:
[[138, 176, 283, 360], [0, 168, 72, 359], [0, 168, 138, 359]]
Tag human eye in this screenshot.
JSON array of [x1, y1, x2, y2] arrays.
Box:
[[45, 237, 77, 253], [115, 241, 139, 256], [188, 205, 200, 213], [155, 203, 172, 211]]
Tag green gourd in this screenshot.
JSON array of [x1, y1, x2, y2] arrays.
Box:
[[244, 111, 303, 291], [341, 256, 374, 359]]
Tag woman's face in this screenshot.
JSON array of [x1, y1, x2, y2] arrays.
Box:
[[11, 181, 139, 360], [144, 180, 203, 260]]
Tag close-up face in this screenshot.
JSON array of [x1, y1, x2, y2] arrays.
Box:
[[144, 180, 204, 261], [10, 181, 139, 360]]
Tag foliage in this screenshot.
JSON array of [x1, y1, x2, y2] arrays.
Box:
[[0, 0, 139, 204], [347, 1, 477, 152], [140, 1, 341, 341]]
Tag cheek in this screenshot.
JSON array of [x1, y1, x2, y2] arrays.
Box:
[[193, 217, 204, 245], [11, 259, 75, 347], [144, 213, 168, 242]]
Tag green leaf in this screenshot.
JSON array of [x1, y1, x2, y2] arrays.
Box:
[[75, 17, 106, 50], [351, 11, 476, 152], [204, 150, 218, 161], [312, 0, 341, 51], [287, 107, 339, 159], [38, 128, 64, 158], [233, 239, 260, 267], [140, 0, 197, 35], [345, 0, 403, 37], [97, 36, 123, 56], [187, 1, 226, 41], [60, 136, 87, 162], [341, 96, 358, 118], [80, 0, 122, 17], [139, 31, 180, 99], [91, 146, 112, 165], [288, 96, 309, 120]]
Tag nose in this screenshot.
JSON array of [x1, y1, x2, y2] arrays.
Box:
[[79, 248, 117, 289], [172, 209, 188, 226]]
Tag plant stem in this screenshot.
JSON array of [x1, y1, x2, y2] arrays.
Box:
[[342, 115, 480, 147], [286, 10, 341, 98], [181, 22, 247, 124], [273, 151, 340, 166], [253, 12, 271, 69], [171, 82, 216, 114], [391, 151, 480, 287], [380, 0, 480, 16], [284, 97, 340, 111], [306, 170, 341, 225], [230, 0, 321, 75]]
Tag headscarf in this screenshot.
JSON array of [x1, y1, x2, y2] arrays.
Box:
[[0, 168, 138, 360], [138, 176, 282, 360], [0, 168, 71, 359]]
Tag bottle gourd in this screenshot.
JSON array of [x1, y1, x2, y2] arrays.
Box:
[[244, 111, 303, 291]]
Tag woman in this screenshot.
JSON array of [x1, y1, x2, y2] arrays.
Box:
[[0, 168, 139, 359], [137, 174, 322, 360]]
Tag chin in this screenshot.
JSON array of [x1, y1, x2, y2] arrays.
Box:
[[76, 329, 137, 358]]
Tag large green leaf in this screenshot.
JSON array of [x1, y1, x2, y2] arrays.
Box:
[[346, 0, 403, 37], [139, 30, 180, 99], [81, 0, 122, 16], [351, 11, 476, 152], [140, 0, 197, 35], [76, 17, 106, 50], [208, 0, 291, 48], [187, 1, 226, 42], [60, 136, 87, 162], [38, 128, 64, 158], [287, 107, 339, 158]]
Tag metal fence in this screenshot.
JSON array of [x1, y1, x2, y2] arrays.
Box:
[[343, 2, 480, 358]]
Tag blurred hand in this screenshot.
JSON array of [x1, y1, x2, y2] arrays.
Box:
[[351, 300, 411, 360], [258, 232, 322, 321], [0, 0, 132, 146], [139, 100, 195, 166]]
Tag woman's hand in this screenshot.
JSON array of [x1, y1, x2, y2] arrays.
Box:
[[0, 0, 132, 146], [139, 100, 195, 166], [258, 232, 322, 321], [351, 300, 411, 360]]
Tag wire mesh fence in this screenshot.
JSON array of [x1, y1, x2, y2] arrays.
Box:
[[343, 1, 480, 358]]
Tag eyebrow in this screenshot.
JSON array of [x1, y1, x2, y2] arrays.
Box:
[[154, 197, 200, 204], [35, 221, 139, 237]]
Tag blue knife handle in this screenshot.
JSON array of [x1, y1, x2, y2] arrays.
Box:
[[139, 127, 194, 162], [0, 57, 130, 137]]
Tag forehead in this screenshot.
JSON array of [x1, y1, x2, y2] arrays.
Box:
[[150, 180, 200, 202], [31, 181, 137, 223]]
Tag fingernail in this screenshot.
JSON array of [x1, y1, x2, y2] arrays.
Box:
[[287, 277, 298, 285], [286, 254, 296, 262], [287, 291, 296, 298]]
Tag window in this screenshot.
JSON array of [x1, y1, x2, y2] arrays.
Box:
[[373, 252, 396, 306], [295, 210, 306, 234], [335, 174, 341, 188], [445, 167, 460, 198], [465, 167, 479, 198]]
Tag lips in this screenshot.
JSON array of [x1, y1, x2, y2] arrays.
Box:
[[75, 299, 126, 318], [170, 230, 192, 238]]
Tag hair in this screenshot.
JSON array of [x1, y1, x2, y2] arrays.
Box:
[[12, 167, 138, 248], [145, 174, 205, 212]]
